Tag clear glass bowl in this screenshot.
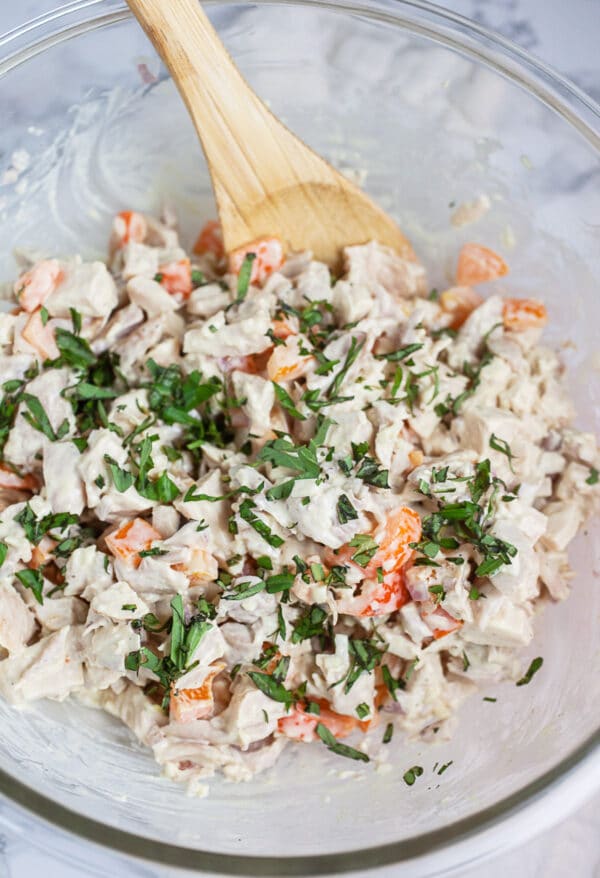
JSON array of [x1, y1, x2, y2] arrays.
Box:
[[0, 1, 598, 875]]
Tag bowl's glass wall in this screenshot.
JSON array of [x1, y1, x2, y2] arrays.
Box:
[[0, 0, 598, 866]]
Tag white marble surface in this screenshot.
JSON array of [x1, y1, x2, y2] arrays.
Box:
[[0, 1, 599, 876]]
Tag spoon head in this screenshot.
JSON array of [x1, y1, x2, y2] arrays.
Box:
[[218, 178, 415, 271]]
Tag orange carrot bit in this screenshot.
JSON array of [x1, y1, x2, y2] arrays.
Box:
[[193, 220, 224, 259], [15, 259, 63, 313], [0, 464, 38, 492], [455, 243, 509, 286], [28, 536, 56, 570], [169, 662, 225, 723], [113, 210, 147, 248], [271, 316, 296, 340], [428, 607, 463, 640], [157, 257, 193, 299], [229, 237, 285, 286], [105, 518, 162, 568], [21, 309, 60, 360], [267, 335, 313, 383], [440, 285, 484, 329], [503, 297, 548, 332]]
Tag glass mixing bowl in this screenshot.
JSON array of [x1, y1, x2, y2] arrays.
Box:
[[0, 1, 598, 875]]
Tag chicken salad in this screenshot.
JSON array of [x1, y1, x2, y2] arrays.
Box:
[[0, 209, 597, 786]]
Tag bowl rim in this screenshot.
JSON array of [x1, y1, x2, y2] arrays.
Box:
[[0, 0, 598, 874]]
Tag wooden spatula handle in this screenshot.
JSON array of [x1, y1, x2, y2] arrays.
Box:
[[127, 0, 317, 247], [126, 0, 413, 264]]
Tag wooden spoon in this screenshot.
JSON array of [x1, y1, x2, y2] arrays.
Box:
[[127, 0, 413, 267]]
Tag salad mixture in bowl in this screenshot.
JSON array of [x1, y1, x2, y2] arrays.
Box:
[[0, 209, 597, 788]]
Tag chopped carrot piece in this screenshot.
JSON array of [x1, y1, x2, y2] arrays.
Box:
[[157, 257, 193, 299], [169, 662, 225, 723], [267, 335, 313, 382], [28, 536, 56, 570], [15, 259, 63, 313], [271, 317, 296, 340], [221, 348, 274, 376], [420, 604, 463, 640], [455, 243, 508, 286], [503, 297, 547, 331], [333, 506, 421, 617], [229, 237, 284, 286], [21, 309, 60, 360], [105, 518, 162, 568], [193, 220, 224, 259], [278, 699, 358, 743], [0, 464, 38, 492], [112, 210, 147, 248], [408, 449, 424, 469], [171, 547, 218, 583], [440, 285, 484, 328]]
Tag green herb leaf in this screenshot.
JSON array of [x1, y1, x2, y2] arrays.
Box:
[[327, 336, 365, 399], [247, 671, 294, 708], [238, 499, 284, 548], [271, 655, 290, 683], [489, 433, 516, 471], [0, 542, 7, 568], [402, 765, 424, 786], [265, 572, 295, 593], [375, 343, 423, 362], [16, 568, 44, 604], [586, 467, 599, 486], [104, 455, 134, 492], [20, 394, 58, 441], [223, 579, 266, 601], [265, 479, 296, 501], [70, 383, 119, 401], [273, 383, 306, 420], [291, 605, 328, 644], [315, 722, 369, 762], [348, 534, 378, 567], [236, 253, 256, 302], [54, 328, 97, 370], [383, 723, 394, 744], [355, 456, 389, 489], [516, 656, 543, 686], [336, 493, 358, 524]]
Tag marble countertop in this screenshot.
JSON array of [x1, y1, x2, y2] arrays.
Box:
[[0, 1, 598, 876]]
